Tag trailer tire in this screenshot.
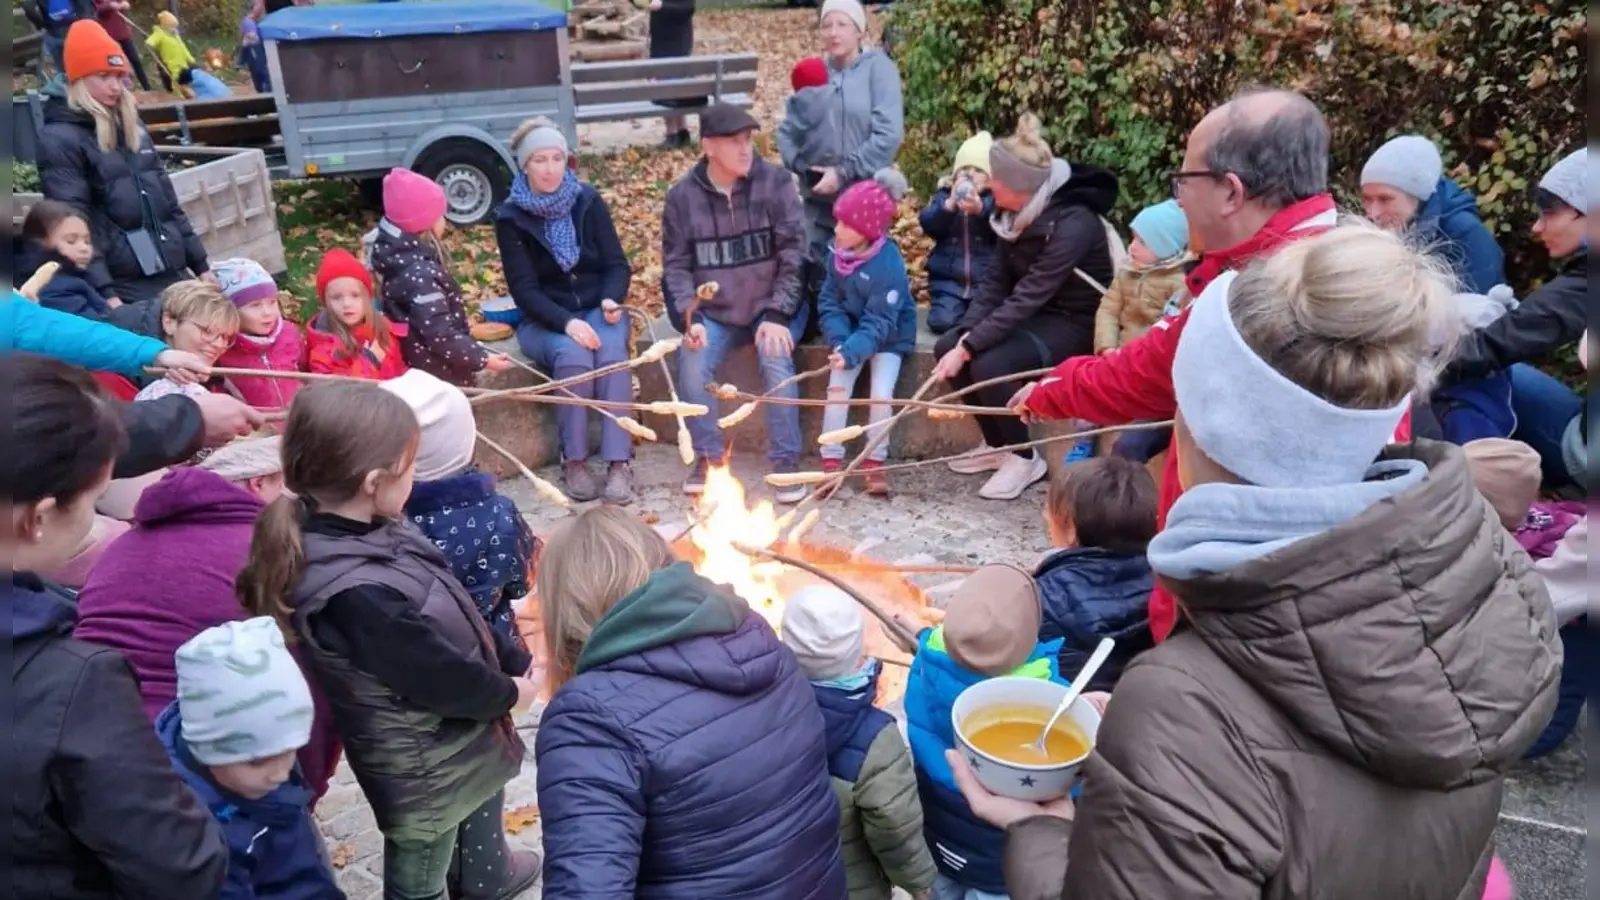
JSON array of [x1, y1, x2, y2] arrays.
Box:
[[413, 140, 510, 227]]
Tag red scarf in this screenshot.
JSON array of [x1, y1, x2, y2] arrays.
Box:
[[1184, 194, 1338, 297]]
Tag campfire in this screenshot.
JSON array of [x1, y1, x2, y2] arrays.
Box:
[[673, 466, 933, 706]]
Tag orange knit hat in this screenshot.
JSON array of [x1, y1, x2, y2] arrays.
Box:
[[65, 19, 132, 82]]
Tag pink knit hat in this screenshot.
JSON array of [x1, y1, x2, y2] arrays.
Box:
[[833, 169, 907, 243], [383, 168, 447, 234]]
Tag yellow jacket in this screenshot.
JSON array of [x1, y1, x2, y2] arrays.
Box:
[[145, 28, 196, 81], [1093, 257, 1190, 353]]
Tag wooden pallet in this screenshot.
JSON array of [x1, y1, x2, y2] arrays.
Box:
[[569, 0, 649, 63]]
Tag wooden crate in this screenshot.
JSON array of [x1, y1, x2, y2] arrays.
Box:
[[15, 146, 287, 275]]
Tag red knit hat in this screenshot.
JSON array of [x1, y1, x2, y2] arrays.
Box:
[[791, 57, 829, 92], [64, 19, 132, 83], [316, 249, 374, 301]]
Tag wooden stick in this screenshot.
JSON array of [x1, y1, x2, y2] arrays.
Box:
[[829, 561, 980, 576], [796, 370, 945, 520], [668, 500, 719, 545], [717, 390, 1016, 417], [470, 350, 669, 406], [734, 542, 920, 654], [475, 430, 572, 509], [484, 344, 630, 425], [878, 655, 911, 669]]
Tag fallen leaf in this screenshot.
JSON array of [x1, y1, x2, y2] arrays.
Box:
[[329, 842, 355, 869], [504, 804, 541, 835], [640, 512, 661, 525]]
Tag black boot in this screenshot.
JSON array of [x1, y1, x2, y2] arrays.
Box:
[[658, 129, 692, 150]]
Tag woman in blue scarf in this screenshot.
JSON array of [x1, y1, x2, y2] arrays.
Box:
[[494, 117, 636, 504]]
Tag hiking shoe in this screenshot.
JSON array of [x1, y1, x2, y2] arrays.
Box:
[[490, 848, 542, 900], [658, 129, 692, 150], [978, 452, 1047, 500], [862, 459, 890, 497], [682, 456, 711, 496], [813, 458, 844, 501], [563, 461, 599, 503], [772, 461, 809, 505], [603, 462, 635, 505], [948, 442, 1008, 475]]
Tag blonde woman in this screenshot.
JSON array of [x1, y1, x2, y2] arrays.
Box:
[[39, 20, 212, 309], [950, 224, 1563, 899], [533, 507, 849, 898]]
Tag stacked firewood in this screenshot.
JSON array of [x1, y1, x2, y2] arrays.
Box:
[[568, 0, 650, 63]]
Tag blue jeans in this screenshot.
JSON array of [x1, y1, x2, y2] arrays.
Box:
[[516, 307, 633, 464], [677, 310, 808, 466], [821, 352, 903, 462], [932, 873, 1010, 900], [1508, 363, 1582, 487]]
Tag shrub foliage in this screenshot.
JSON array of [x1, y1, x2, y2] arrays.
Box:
[[890, 0, 1584, 281]]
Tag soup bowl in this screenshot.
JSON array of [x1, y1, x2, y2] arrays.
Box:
[[950, 676, 1100, 802]]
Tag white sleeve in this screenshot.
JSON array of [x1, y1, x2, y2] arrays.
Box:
[[1533, 517, 1588, 625]]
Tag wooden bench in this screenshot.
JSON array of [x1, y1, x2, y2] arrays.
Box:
[[571, 53, 757, 125]]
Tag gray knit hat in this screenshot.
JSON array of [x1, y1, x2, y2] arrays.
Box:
[[1539, 148, 1589, 215], [176, 617, 315, 765], [1360, 135, 1443, 202]]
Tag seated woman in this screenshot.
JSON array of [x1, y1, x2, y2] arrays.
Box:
[[493, 117, 635, 505], [534, 506, 848, 898], [931, 112, 1119, 500], [948, 223, 1562, 899]]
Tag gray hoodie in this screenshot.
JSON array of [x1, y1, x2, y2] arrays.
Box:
[[661, 156, 806, 328], [782, 84, 845, 174], [778, 48, 904, 257]]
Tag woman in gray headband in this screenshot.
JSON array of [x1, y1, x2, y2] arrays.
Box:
[[930, 112, 1121, 501], [493, 116, 638, 504]]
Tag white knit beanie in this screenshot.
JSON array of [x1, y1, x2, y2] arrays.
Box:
[[176, 617, 315, 765], [1360, 135, 1443, 202], [1539, 148, 1589, 215], [379, 369, 477, 482], [820, 0, 866, 32], [780, 586, 865, 680], [196, 434, 283, 483]]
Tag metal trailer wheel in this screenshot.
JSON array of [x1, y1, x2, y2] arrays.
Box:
[[414, 140, 510, 227]]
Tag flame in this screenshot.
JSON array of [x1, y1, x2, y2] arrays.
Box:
[[690, 466, 789, 627]]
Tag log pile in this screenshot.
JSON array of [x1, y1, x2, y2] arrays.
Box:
[[568, 0, 650, 63]]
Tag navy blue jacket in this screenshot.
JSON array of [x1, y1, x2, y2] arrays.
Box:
[[1414, 177, 1506, 295], [918, 188, 997, 300], [817, 241, 918, 369], [155, 704, 344, 900], [404, 469, 538, 646], [1034, 547, 1156, 693], [16, 242, 112, 320], [536, 565, 847, 899], [493, 184, 632, 332], [814, 670, 898, 783]]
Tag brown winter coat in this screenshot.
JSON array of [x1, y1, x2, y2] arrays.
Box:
[[1091, 258, 1188, 353], [1003, 441, 1563, 900]]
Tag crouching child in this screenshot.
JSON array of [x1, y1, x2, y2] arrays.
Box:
[[781, 586, 938, 900], [158, 617, 345, 900]]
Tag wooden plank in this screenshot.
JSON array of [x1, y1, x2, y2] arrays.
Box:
[[574, 73, 757, 107], [147, 116, 282, 148], [574, 93, 753, 125], [570, 53, 759, 84], [137, 94, 276, 126], [569, 40, 648, 63]]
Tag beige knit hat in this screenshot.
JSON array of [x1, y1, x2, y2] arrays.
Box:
[[1462, 439, 1541, 531], [943, 564, 1042, 676]]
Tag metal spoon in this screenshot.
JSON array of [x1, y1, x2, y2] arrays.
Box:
[[1025, 637, 1115, 758]]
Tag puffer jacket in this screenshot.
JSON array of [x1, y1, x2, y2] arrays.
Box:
[[1092, 258, 1188, 353], [537, 563, 847, 899], [216, 318, 307, 412], [1033, 547, 1155, 692], [38, 93, 209, 296], [369, 218, 487, 386], [1414, 177, 1505, 295], [305, 310, 410, 381], [494, 183, 632, 332], [817, 241, 918, 368], [918, 187, 998, 301], [16, 242, 113, 319], [1447, 252, 1587, 381], [289, 518, 525, 842], [812, 664, 938, 900], [1003, 441, 1563, 900]]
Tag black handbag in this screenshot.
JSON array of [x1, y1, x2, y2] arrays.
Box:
[[121, 145, 170, 277]]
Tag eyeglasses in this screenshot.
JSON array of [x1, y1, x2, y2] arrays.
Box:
[[1169, 170, 1227, 197]]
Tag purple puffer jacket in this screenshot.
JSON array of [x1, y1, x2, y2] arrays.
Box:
[[72, 467, 343, 803]]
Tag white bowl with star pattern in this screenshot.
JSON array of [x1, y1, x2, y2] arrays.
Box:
[[951, 676, 1100, 802]]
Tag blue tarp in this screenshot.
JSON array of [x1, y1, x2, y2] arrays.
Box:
[[259, 1, 566, 42]]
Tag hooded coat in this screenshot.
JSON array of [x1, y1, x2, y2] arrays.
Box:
[[1002, 442, 1563, 900], [305, 310, 410, 381], [495, 182, 632, 333], [369, 218, 488, 386], [1413, 177, 1506, 295], [16, 241, 113, 319], [1033, 547, 1155, 692], [72, 467, 344, 800], [817, 240, 918, 369], [536, 563, 848, 899], [216, 318, 308, 412], [11, 573, 229, 900]]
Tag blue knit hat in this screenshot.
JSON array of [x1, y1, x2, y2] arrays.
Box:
[[1130, 199, 1189, 263], [1539, 148, 1589, 215], [1360, 135, 1443, 202]]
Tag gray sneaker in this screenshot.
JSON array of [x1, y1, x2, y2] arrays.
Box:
[[682, 456, 711, 495], [603, 462, 635, 505], [563, 460, 599, 502], [772, 460, 809, 505]]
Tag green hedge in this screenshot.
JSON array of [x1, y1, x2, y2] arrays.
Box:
[[889, 0, 1584, 284]]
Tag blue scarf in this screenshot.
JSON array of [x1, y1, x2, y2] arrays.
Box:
[[509, 171, 583, 273]]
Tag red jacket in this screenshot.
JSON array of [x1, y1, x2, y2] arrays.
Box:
[[216, 319, 307, 413], [1022, 195, 1420, 642], [306, 314, 410, 381]]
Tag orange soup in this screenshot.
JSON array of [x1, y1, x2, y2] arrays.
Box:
[[965, 712, 1090, 766]]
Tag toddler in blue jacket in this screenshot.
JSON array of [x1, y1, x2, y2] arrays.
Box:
[[917, 132, 998, 335], [818, 167, 918, 497], [158, 617, 344, 900], [1035, 456, 1157, 692], [18, 200, 116, 320], [905, 564, 1067, 900]]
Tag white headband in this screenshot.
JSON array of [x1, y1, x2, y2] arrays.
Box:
[[514, 125, 569, 169], [1173, 271, 1410, 488]]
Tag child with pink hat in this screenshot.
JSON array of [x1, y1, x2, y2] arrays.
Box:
[[815, 168, 918, 497], [368, 168, 512, 387]]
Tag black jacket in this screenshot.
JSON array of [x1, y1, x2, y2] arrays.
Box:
[[11, 573, 229, 900], [1446, 253, 1588, 381], [38, 97, 210, 297], [369, 219, 488, 387], [493, 185, 632, 332], [955, 163, 1119, 356], [16, 242, 112, 320], [117, 395, 206, 478], [1033, 547, 1155, 693]]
